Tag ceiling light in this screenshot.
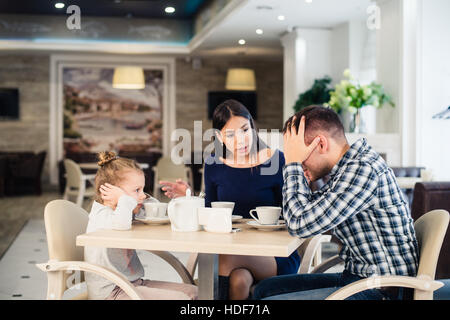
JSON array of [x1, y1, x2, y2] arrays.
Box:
[[113, 66, 145, 90], [226, 68, 256, 91], [55, 3, 65, 9], [238, 39, 246, 45], [165, 7, 175, 14], [256, 5, 273, 10], [305, 0, 313, 3], [256, 29, 263, 35], [278, 15, 285, 21]]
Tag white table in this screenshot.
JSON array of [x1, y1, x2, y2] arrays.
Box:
[[76, 219, 303, 300]]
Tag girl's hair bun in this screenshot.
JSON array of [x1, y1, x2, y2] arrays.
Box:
[[97, 151, 117, 167]]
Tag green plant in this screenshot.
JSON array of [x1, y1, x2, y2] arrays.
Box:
[[64, 128, 82, 139], [293, 76, 333, 113], [326, 69, 395, 114]]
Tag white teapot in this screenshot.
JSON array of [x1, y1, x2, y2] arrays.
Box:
[[167, 189, 204, 232]]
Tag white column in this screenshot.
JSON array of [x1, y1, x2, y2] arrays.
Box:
[[281, 29, 306, 123], [399, 0, 420, 167], [375, 0, 402, 135], [376, 0, 420, 166], [281, 28, 332, 123]]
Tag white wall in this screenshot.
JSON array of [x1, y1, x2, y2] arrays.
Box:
[[331, 22, 350, 85], [376, 0, 401, 134], [281, 28, 332, 122], [417, 0, 450, 180], [348, 20, 368, 81], [296, 28, 332, 91]]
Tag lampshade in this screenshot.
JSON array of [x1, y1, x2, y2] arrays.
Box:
[[112, 66, 145, 89], [225, 68, 256, 91]]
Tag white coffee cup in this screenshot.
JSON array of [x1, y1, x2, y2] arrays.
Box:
[[211, 201, 235, 211], [249, 207, 281, 225], [198, 207, 232, 233], [144, 203, 168, 218]]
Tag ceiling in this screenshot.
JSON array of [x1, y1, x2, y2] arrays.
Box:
[[195, 0, 372, 56], [0, 0, 210, 19], [0, 0, 373, 56]]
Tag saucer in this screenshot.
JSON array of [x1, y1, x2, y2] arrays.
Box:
[[135, 216, 170, 225], [246, 220, 286, 231], [232, 215, 244, 222]]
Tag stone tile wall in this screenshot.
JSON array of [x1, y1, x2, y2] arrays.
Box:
[[175, 56, 284, 150], [0, 54, 50, 182], [0, 54, 284, 184]]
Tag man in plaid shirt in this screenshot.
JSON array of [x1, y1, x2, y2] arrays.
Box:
[[253, 105, 419, 300]]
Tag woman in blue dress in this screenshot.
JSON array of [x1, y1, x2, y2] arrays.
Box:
[[161, 99, 300, 300]]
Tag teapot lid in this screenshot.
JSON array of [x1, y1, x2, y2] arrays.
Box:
[[172, 188, 203, 202]]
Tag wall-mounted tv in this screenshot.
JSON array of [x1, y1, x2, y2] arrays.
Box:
[[208, 91, 257, 120], [0, 88, 19, 120]]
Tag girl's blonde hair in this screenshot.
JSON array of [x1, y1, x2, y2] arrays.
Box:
[[94, 151, 143, 204]]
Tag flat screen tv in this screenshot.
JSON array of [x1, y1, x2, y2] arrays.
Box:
[[0, 88, 19, 120], [208, 91, 257, 120]]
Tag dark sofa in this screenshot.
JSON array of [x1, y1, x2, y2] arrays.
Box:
[[411, 182, 450, 280], [0, 151, 47, 196]]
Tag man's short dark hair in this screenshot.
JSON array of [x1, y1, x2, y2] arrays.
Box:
[[283, 105, 346, 144]]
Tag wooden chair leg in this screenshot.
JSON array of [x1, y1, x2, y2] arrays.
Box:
[[76, 184, 85, 207], [46, 271, 66, 300], [313, 243, 322, 267], [63, 186, 70, 201]]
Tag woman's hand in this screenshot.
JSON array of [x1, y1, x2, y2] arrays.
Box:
[[133, 204, 143, 215], [100, 183, 127, 208], [159, 179, 191, 199]]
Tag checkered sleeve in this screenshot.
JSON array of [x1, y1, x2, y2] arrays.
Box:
[[282, 161, 379, 238]]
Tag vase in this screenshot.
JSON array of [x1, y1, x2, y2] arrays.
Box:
[[350, 109, 364, 133]]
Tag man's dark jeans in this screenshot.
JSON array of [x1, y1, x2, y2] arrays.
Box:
[[252, 270, 401, 300]]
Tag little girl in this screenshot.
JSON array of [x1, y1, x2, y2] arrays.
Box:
[[84, 151, 198, 300]]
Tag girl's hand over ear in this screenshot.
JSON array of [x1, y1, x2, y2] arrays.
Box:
[[100, 183, 127, 208]]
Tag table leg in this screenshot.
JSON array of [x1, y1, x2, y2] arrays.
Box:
[[197, 253, 218, 300]]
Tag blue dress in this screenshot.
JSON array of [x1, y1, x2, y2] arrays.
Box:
[[204, 149, 301, 276]]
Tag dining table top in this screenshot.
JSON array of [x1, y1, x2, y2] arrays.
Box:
[[76, 219, 302, 258]]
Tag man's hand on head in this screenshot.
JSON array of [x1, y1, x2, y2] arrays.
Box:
[[283, 116, 321, 165]]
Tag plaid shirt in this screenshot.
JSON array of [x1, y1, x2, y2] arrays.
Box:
[[283, 138, 419, 278]]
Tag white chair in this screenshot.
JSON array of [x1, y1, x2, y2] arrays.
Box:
[[296, 234, 333, 274], [152, 157, 193, 200], [36, 199, 195, 300], [63, 159, 96, 207], [324, 210, 449, 300]]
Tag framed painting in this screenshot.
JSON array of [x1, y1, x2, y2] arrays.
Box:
[[49, 55, 175, 185]]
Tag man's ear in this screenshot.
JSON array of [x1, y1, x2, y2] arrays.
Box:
[[317, 135, 329, 154]]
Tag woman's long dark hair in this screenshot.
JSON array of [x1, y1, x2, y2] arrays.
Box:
[[212, 99, 266, 163]]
